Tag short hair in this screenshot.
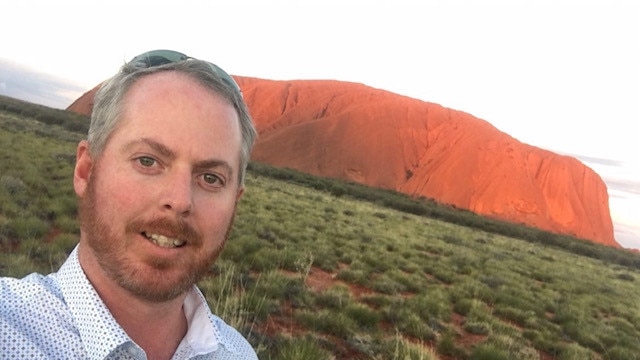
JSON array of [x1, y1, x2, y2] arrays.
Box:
[[89, 60, 257, 185]]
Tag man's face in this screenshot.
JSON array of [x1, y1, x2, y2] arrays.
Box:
[[74, 71, 244, 302]]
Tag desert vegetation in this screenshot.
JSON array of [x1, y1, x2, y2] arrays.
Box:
[[2, 95, 640, 359]]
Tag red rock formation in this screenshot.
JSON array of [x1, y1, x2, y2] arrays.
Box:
[[67, 84, 101, 115], [67, 76, 617, 247]]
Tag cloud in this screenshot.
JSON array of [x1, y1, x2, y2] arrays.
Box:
[[574, 154, 625, 168], [573, 154, 640, 195], [607, 179, 640, 197], [615, 224, 640, 250], [0, 58, 86, 109]]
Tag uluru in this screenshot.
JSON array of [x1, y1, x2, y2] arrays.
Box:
[[67, 75, 617, 248]]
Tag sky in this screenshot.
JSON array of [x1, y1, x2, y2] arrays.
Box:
[[1, 0, 638, 248]]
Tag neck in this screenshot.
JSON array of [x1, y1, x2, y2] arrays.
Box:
[[110, 297, 188, 360], [77, 242, 189, 360]]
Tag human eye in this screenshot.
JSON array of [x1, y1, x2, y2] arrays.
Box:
[[200, 173, 225, 190], [137, 156, 156, 167], [132, 155, 163, 174]]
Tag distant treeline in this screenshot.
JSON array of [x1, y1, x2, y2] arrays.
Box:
[[2, 93, 639, 270]]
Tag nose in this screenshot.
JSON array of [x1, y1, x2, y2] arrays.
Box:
[[161, 171, 193, 215]]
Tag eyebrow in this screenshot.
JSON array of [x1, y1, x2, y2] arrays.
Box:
[[124, 137, 175, 160], [123, 137, 235, 176]]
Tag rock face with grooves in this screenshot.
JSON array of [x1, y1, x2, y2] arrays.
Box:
[[67, 76, 617, 247]]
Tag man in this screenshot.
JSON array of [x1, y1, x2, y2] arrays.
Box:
[[0, 50, 258, 359]]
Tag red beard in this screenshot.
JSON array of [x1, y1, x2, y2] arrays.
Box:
[[78, 172, 235, 302]]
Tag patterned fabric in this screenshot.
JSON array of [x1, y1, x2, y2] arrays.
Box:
[[0, 246, 257, 360]]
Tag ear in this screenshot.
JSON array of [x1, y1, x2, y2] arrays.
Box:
[[235, 186, 245, 202], [74, 140, 93, 197]]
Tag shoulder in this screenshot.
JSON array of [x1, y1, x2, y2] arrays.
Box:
[[208, 313, 258, 360], [0, 273, 83, 357], [0, 272, 64, 309], [1, 272, 69, 322]]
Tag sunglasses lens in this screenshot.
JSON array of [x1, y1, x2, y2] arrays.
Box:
[[129, 50, 189, 68], [128, 50, 241, 94]]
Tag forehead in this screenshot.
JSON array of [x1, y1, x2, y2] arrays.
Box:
[[110, 71, 242, 164]]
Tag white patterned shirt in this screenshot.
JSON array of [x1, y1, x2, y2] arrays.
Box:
[[0, 246, 258, 360]]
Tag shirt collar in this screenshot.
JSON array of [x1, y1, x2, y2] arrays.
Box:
[[178, 281, 241, 356], [182, 287, 222, 355]]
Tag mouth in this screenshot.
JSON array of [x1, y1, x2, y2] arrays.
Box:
[[142, 231, 186, 248]]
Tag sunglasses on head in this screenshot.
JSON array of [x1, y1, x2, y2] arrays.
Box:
[[128, 50, 241, 95]]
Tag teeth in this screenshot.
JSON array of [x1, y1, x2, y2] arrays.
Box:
[[144, 232, 185, 248]]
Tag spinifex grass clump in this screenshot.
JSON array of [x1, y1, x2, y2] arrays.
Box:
[[2, 97, 640, 359]]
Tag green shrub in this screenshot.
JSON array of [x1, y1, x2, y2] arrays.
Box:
[[384, 333, 439, 360], [335, 268, 367, 285], [437, 333, 467, 358], [370, 275, 406, 295], [296, 310, 356, 339], [50, 233, 79, 254], [345, 303, 381, 329], [314, 285, 351, 310], [453, 298, 474, 316], [469, 343, 509, 360], [54, 217, 79, 234], [464, 320, 490, 335], [8, 216, 49, 240], [600, 346, 638, 360], [394, 312, 436, 341], [276, 336, 333, 360], [616, 273, 634, 282]]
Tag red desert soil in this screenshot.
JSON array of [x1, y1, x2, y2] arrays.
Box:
[[67, 76, 617, 247]]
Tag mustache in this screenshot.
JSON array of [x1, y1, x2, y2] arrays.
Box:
[[126, 216, 202, 246]]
